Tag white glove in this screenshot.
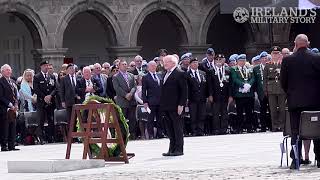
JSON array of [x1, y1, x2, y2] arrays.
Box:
[[243, 83, 251, 93]]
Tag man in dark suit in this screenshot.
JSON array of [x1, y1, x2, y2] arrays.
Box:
[[33, 60, 57, 144], [60, 64, 81, 127], [210, 54, 232, 135], [142, 61, 162, 139], [160, 55, 188, 156], [92, 63, 108, 98], [280, 34, 320, 169], [76, 66, 102, 104], [186, 57, 209, 136], [0, 64, 19, 151], [129, 55, 145, 75], [112, 60, 137, 139], [106, 66, 118, 101], [199, 48, 215, 73]]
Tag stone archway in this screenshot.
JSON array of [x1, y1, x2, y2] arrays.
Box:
[[55, 0, 122, 49], [0, 2, 47, 76], [137, 10, 188, 60], [129, 1, 192, 48]]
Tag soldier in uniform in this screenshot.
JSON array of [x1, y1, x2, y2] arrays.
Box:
[[253, 52, 271, 132], [230, 54, 256, 133], [33, 60, 57, 144], [179, 53, 192, 72], [199, 48, 215, 73], [210, 54, 232, 135], [263, 46, 286, 132], [186, 57, 209, 136]]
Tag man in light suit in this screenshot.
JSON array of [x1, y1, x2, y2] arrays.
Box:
[[112, 60, 137, 139], [160, 55, 188, 156]]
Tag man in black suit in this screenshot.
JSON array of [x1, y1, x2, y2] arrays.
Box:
[[210, 54, 232, 135], [142, 61, 162, 139], [0, 64, 19, 151], [160, 55, 188, 156], [76, 66, 102, 104], [33, 60, 57, 144], [186, 57, 209, 136], [280, 34, 320, 169], [199, 48, 215, 73], [60, 64, 81, 127]]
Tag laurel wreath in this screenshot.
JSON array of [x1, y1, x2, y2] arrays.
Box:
[[77, 95, 129, 157]]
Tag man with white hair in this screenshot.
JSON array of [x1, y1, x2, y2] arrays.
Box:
[[102, 62, 111, 76], [0, 64, 19, 151], [160, 55, 187, 156], [130, 55, 145, 75], [93, 63, 108, 98], [281, 34, 320, 169]]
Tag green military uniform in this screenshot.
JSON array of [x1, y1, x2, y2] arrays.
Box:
[[263, 62, 286, 131], [253, 65, 264, 100], [230, 65, 255, 132]]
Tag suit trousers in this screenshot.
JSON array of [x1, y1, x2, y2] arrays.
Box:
[[163, 110, 184, 153], [36, 105, 55, 139], [147, 105, 163, 138], [189, 102, 206, 135], [122, 106, 137, 139], [0, 111, 16, 149], [212, 99, 228, 133], [259, 96, 271, 131], [268, 94, 286, 130], [235, 97, 254, 132]]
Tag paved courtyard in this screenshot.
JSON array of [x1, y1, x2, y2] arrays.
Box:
[[1, 132, 319, 180]]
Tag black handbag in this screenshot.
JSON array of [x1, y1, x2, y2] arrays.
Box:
[[299, 111, 320, 139], [54, 109, 68, 125]]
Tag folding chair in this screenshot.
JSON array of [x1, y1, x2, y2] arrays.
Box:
[[23, 111, 40, 144], [280, 107, 291, 167], [296, 111, 320, 169], [54, 109, 68, 142]]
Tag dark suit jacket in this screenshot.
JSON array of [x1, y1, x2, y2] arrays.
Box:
[[199, 58, 213, 73], [209, 67, 231, 101], [76, 77, 103, 103], [106, 76, 116, 100], [0, 77, 18, 114], [142, 72, 161, 106], [33, 72, 57, 107], [59, 75, 79, 107], [186, 69, 209, 103], [160, 68, 188, 111], [280, 47, 320, 111]]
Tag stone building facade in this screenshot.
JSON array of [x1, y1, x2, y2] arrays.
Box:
[[0, 0, 319, 76]]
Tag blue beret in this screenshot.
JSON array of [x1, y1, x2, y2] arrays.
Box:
[[206, 48, 215, 55], [237, 54, 246, 61], [181, 52, 192, 60], [311, 48, 319, 53], [259, 51, 268, 58], [252, 55, 260, 62], [229, 54, 238, 62]]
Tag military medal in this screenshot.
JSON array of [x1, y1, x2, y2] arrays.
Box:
[[216, 66, 225, 88], [220, 82, 224, 87], [238, 66, 249, 82]]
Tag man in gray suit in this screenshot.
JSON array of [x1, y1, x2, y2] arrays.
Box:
[[112, 60, 137, 139]]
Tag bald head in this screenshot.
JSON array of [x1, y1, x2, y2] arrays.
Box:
[[294, 34, 309, 49], [281, 48, 290, 57]]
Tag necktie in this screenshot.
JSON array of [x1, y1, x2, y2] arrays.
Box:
[[44, 73, 47, 81], [219, 68, 223, 78], [123, 73, 130, 87], [71, 75, 75, 87], [194, 71, 200, 83]]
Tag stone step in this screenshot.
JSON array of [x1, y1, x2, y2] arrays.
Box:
[[8, 159, 105, 173]]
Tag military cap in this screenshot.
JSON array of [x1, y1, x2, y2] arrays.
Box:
[[229, 54, 238, 62], [40, 60, 49, 66], [181, 52, 192, 60], [215, 54, 225, 59], [252, 55, 260, 62], [153, 57, 160, 62], [189, 57, 198, 64], [237, 54, 246, 61], [270, 46, 281, 52], [206, 48, 215, 55], [311, 48, 319, 54], [259, 51, 268, 58]]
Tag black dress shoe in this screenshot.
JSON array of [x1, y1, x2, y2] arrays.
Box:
[[317, 160, 320, 168], [1, 147, 9, 152], [162, 152, 172, 156], [170, 152, 184, 156], [300, 159, 311, 165], [9, 148, 20, 151]]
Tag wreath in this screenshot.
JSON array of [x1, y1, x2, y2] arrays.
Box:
[[77, 95, 129, 157]]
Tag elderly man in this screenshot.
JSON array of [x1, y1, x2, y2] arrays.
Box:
[[281, 48, 291, 57], [130, 55, 144, 75], [160, 55, 187, 156], [281, 34, 320, 169], [142, 61, 163, 139], [0, 64, 19, 151], [34, 60, 57, 144], [113, 60, 137, 139], [93, 63, 108, 98], [102, 62, 111, 76], [179, 53, 192, 71]]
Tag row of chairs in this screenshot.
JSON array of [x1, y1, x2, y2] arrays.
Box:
[[280, 109, 320, 169]]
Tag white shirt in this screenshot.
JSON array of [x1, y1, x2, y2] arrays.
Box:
[[164, 66, 176, 83], [69, 74, 76, 86], [191, 69, 201, 82], [150, 72, 160, 85], [41, 71, 48, 80]]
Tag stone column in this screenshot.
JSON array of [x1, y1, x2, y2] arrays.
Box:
[[107, 46, 142, 62], [32, 48, 68, 73], [178, 44, 211, 61]]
